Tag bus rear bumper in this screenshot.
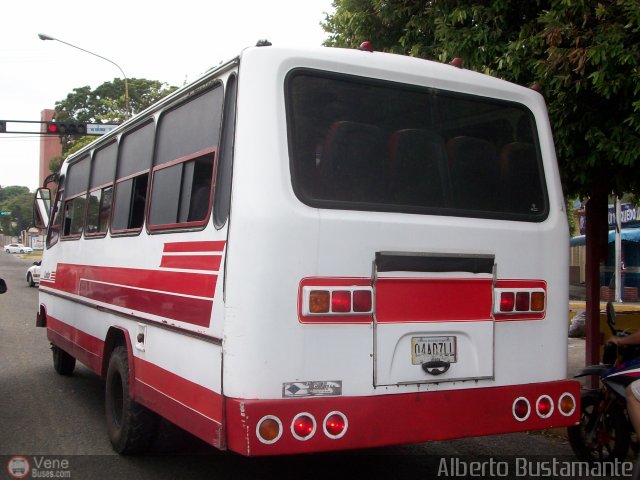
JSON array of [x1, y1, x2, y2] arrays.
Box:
[[225, 380, 581, 456]]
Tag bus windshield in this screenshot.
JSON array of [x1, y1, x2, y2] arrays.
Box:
[[286, 70, 548, 221]]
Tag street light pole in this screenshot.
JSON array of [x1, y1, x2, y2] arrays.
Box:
[[38, 33, 130, 117]]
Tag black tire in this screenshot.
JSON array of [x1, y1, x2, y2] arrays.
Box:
[[52, 345, 76, 376], [19, 249, 24, 253], [105, 346, 157, 454], [568, 390, 631, 462], [27, 273, 35, 287]]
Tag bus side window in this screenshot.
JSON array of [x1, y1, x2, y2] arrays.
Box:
[[86, 142, 117, 236], [62, 196, 86, 237], [61, 155, 90, 239], [213, 74, 237, 228], [148, 84, 223, 230], [112, 121, 154, 233]]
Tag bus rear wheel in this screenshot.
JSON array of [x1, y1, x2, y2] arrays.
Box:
[[105, 346, 157, 454], [52, 345, 76, 376]]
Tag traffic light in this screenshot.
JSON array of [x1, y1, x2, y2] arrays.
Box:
[[46, 121, 87, 135]]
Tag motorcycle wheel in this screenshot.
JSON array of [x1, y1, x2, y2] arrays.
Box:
[[568, 390, 630, 463]]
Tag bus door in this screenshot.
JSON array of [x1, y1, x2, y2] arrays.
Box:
[[373, 251, 496, 386]]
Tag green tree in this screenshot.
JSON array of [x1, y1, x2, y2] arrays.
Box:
[[52, 78, 177, 156], [0, 186, 34, 235], [322, 0, 640, 197]]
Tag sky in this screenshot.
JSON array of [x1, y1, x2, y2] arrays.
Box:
[[0, 0, 334, 191]]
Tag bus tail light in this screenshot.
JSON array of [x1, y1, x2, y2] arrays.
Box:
[[559, 393, 576, 416], [302, 286, 373, 317], [331, 291, 351, 313], [512, 397, 530, 421], [531, 292, 545, 312], [500, 292, 515, 312], [291, 413, 316, 440], [324, 411, 348, 439], [257, 416, 283, 444], [309, 290, 330, 313], [353, 290, 372, 312], [515, 292, 530, 311], [536, 395, 554, 418], [495, 285, 546, 317]]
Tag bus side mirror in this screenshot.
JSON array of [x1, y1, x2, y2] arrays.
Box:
[[0, 279, 7, 294], [33, 188, 52, 229]]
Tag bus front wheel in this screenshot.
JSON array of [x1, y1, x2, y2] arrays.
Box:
[[105, 346, 157, 454]]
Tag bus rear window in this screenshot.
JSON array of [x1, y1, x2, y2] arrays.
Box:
[[286, 71, 548, 221]]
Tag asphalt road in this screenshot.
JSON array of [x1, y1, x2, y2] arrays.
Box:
[[0, 252, 626, 480]]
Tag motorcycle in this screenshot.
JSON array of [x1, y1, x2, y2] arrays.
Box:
[[568, 302, 640, 462]]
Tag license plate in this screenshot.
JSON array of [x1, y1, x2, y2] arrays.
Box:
[[411, 336, 457, 365]]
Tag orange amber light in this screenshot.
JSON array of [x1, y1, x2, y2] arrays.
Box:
[[309, 290, 330, 313], [258, 417, 281, 443], [531, 292, 545, 312]]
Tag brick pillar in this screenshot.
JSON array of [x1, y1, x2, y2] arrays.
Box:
[[39, 109, 62, 187]]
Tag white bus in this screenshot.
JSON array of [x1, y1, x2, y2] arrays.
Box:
[[34, 44, 579, 456]]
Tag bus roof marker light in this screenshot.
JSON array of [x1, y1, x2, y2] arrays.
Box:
[[449, 57, 463, 68], [358, 41, 374, 52]]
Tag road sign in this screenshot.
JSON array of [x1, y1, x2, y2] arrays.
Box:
[[86, 124, 118, 135]]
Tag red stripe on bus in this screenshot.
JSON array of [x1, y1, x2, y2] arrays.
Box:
[[160, 254, 222, 271], [47, 315, 104, 374], [134, 357, 223, 424], [376, 278, 493, 322], [78, 280, 213, 327], [47, 316, 224, 448], [163, 241, 226, 253], [52, 263, 216, 298]]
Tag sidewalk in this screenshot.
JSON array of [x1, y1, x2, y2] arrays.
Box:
[[567, 337, 586, 379]]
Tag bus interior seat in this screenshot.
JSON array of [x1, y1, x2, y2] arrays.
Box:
[[500, 142, 543, 214], [388, 129, 451, 208], [321, 121, 387, 202], [446, 136, 500, 211]]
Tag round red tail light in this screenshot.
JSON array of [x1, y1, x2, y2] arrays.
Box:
[[324, 411, 348, 439], [291, 413, 316, 440], [512, 397, 531, 421], [536, 395, 554, 418]]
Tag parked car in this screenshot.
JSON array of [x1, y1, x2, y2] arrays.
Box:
[[27, 260, 41, 287], [4, 243, 33, 254]]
